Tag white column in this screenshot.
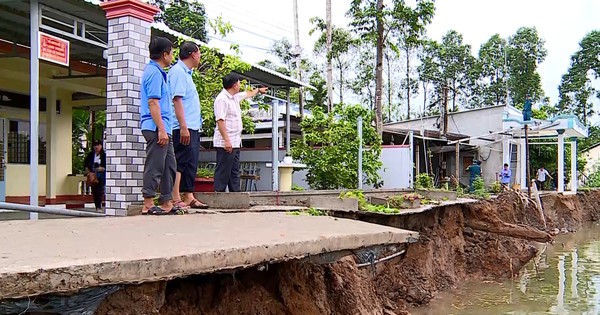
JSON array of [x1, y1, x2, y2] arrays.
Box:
[[520, 138, 527, 189], [571, 140, 577, 192], [558, 133, 565, 193], [30, 0, 40, 220], [502, 139, 510, 165], [45, 86, 58, 200]]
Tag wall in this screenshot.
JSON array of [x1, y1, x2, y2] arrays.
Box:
[[198, 146, 412, 191], [584, 146, 600, 176], [0, 78, 74, 198], [387, 105, 507, 185], [5, 165, 46, 196]]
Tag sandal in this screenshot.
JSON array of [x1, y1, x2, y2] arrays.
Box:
[[173, 200, 191, 210], [166, 205, 187, 215], [142, 206, 171, 216], [189, 199, 209, 209]]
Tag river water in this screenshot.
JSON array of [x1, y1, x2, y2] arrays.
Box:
[[412, 223, 600, 315]]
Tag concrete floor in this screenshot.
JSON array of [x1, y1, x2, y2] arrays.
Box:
[[0, 212, 418, 299]]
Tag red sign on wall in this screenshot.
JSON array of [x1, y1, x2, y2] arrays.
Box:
[[39, 32, 70, 67]]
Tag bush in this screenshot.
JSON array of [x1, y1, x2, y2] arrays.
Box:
[[415, 173, 433, 190], [489, 181, 502, 194], [584, 165, 600, 188], [292, 184, 305, 191], [472, 177, 489, 199], [196, 168, 214, 178], [292, 105, 383, 190]]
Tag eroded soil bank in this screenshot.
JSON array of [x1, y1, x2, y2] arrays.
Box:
[[95, 191, 600, 315]]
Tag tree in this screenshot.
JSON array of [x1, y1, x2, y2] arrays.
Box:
[[72, 109, 105, 174], [557, 30, 600, 125], [478, 34, 509, 106], [150, 0, 208, 42], [194, 46, 253, 137], [347, 0, 386, 135], [507, 27, 548, 108], [268, 38, 295, 75], [419, 31, 476, 111], [291, 104, 383, 189], [417, 40, 440, 113], [310, 18, 358, 105], [391, 0, 435, 118], [350, 41, 377, 111], [326, 0, 334, 111], [305, 71, 328, 112]]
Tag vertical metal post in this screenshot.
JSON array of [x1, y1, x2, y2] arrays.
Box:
[[408, 131, 414, 189], [357, 115, 363, 190], [571, 140, 577, 192], [285, 88, 291, 155], [525, 125, 531, 197], [271, 100, 279, 191], [30, 0, 40, 220], [455, 142, 460, 186]]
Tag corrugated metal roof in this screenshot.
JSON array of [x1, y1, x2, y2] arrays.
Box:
[[80, 0, 313, 89], [152, 23, 314, 89]]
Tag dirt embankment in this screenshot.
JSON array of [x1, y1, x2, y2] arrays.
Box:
[[95, 191, 597, 315]]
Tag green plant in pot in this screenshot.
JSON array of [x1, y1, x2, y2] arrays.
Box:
[[195, 167, 215, 192]]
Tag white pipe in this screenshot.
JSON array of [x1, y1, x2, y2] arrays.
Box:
[[358, 116, 363, 190], [0, 202, 105, 217], [285, 88, 291, 154], [271, 100, 279, 191], [356, 249, 406, 268], [30, 0, 40, 220]]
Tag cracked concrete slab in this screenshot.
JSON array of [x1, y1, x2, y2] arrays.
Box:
[[0, 212, 417, 299]]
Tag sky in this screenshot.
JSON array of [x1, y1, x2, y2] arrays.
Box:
[[201, 0, 599, 111]]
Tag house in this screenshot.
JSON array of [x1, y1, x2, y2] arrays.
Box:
[[385, 105, 588, 192], [0, 0, 312, 216], [583, 142, 600, 176]]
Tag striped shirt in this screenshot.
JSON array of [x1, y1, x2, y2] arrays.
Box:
[[213, 89, 247, 148]]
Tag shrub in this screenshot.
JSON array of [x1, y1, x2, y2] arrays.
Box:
[[489, 181, 502, 194], [415, 173, 433, 189], [292, 105, 382, 189]]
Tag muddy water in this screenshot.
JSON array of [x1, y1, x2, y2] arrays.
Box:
[[412, 223, 600, 315]]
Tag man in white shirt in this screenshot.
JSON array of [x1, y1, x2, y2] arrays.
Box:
[[536, 166, 553, 191], [213, 73, 267, 192]]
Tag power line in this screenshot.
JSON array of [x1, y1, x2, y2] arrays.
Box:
[[208, 35, 271, 52], [217, 14, 293, 40], [203, 0, 294, 35], [227, 23, 285, 43]]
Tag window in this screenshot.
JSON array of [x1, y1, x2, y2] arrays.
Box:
[[7, 120, 46, 165]]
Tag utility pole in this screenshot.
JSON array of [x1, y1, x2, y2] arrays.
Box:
[[441, 85, 449, 137], [326, 0, 333, 112], [292, 0, 304, 118]]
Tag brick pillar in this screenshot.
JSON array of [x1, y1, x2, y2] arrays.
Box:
[[100, 0, 159, 216]]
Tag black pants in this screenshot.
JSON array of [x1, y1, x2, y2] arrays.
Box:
[[214, 148, 240, 192], [92, 180, 105, 209], [173, 129, 200, 193], [141, 130, 176, 204], [537, 180, 546, 190]]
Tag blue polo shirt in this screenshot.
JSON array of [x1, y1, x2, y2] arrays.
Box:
[[140, 60, 173, 134], [168, 60, 202, 131]]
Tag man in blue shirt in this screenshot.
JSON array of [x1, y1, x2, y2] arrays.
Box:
[[168, 41, 208, 210], [500, 163, 511, 189], [140, 37, 179, 215], [466, 159, 482, 192]]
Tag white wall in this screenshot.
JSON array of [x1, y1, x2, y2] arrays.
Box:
[[387, 106, 507, 185], [198, 146, 412, 190]]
